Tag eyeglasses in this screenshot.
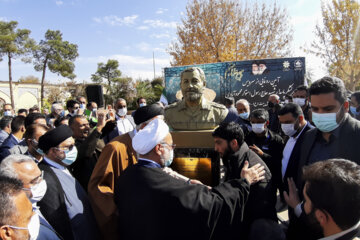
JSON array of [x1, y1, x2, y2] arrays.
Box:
[[55, 145, 75, 152], [22, 171, 44, 192], [160, 142, 176, 150]]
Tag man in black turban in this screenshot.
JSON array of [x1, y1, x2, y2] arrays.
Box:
[[37, 124, 100, 240]]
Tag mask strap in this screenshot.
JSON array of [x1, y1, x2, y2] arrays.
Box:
[[6, 225, 28, 230]]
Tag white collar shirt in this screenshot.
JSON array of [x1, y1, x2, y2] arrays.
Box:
[[116, 117, 134, 136], [318, 221, 360, 240], [43, 156, 72, 177], [281, 121, 309, 178]]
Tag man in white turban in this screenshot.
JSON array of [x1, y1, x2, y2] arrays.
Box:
[[132, 118, 173, 168], [114, 118, 266, 239]]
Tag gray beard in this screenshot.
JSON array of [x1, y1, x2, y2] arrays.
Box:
[[184, 92, 202, 102]]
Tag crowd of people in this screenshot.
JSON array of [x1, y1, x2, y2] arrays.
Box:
[[0, 75, 359, 240]]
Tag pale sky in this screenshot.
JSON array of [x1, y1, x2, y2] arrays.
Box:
[[0, 0, 335, 84]]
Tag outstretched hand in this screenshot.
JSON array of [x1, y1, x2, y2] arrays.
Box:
[[283, 178, 301, 209], [97, 109, 115, 132], [241, 161, 265, 185]]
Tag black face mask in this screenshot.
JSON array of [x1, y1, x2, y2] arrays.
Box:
[[268, 102, 275, 108]]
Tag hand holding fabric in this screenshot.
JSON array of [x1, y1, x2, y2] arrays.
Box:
[[249, 144, 264, 156]]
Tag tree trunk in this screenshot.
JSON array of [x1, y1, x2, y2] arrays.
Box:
[[40, 59, 47, 110], [350, 73, 356, 92], [8, 53, 15, 110]]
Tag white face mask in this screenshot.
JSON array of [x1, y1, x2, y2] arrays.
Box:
[[70, 108, 79, 116], [29, 179, 47, 204], [251, 123, 265, 134], [28, 212, 40, 240], [281, 123, 298, 137], [117, 108, 127, 117], [293, 98, 306, 107], [139, 103, 146, 108], [4, 110, 12, 116], [9, 212, 40, 240]]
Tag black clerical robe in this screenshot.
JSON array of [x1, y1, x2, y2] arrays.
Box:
[[114, 164, 250, 240]]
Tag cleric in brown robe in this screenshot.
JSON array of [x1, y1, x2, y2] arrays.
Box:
[[88, 104, 165, 240]]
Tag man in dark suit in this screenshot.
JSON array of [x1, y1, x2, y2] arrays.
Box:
[[267, 94, 282, 134], [289, 159, 360, 240], [350, 91, 360, 120], [0, 116, 26, 161], [284, 76, 360, 240], [277, 103, 313, 194], [222, 96, 239, 123], [278, 103, 313, 239], [235, 99, 252, 136], [245, 109, 284, 190], [297, 76, 360, 184], [292, 85, 312, 121]]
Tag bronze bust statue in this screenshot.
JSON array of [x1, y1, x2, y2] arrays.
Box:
[[165, 67, 228, 130]]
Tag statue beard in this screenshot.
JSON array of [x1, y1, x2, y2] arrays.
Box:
[[184, 88, 204, 102]]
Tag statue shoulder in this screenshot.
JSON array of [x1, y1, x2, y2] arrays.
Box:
[[165, 102, 181, 111], [206, 101, 228, 121], [166, 102, 180, 108], [165, 102, 182, 118], [207, 101, 227, 110]]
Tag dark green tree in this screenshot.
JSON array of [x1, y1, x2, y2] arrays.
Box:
[[91, 59, 136, 105], [91, 59, 122, 94], [33, 30, 78, 109], [135, 80, 156, 104], [150, 77, 164, 100], [113, 77, 136, 105], [0, 21, 35, 108]]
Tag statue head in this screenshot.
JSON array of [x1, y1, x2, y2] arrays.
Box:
[[180, 67, 206, 103]]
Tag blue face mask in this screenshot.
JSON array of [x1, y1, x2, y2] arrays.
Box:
[[350, 106, 359, 116], [164, 149, 174, 167], [79, 104, 85, 110], [59, 110, 65, 117], [161, 145, 174, 167], [36, 147, 44, 155], [239, 112, 249, 120], [31, 139, 44, 156], [312, 107, 343, 133], [61, 147, 78, 166]]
